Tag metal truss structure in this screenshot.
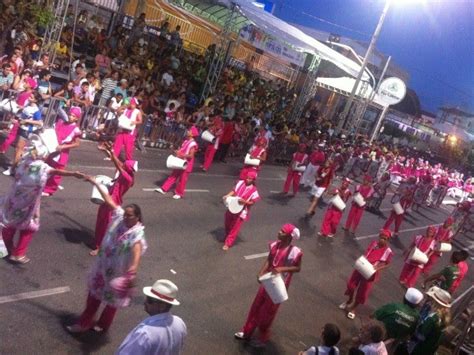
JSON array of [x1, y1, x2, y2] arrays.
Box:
[[40, 0, 71, 64]]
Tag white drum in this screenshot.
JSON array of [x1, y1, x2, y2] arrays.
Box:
[[0, 98, 19, 114], [331, 194, 346, 211], [354, 255, 376, 280], [393, 202, 404, 215], [39, 128, 59, 154], [292, 162, 306, 172], [201, 130, 216, 144], [435, 242, 452, 253], [409, 247, 429, 265], [225, 196, 244, 214], [166, 155, 187, 170], [91, 175, 113, 204], [353, 193, 366, 207], [118, 115, 136, 131], [244, 153, 260, 167], [258, 272, 288, 304]]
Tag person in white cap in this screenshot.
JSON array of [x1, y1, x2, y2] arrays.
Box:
[[234, 223, 303, 348], [373, 288, 423, 344], [116, 279, 186, 355]]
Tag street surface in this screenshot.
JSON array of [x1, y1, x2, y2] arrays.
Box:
[[0, 142, 472, 354]]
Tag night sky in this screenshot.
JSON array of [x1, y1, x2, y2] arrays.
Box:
[[272, 0, 474, 114]]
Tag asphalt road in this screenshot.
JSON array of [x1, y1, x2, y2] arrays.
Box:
[[0, 142, 472, 355]]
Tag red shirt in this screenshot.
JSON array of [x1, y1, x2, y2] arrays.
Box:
[[221, 121, 234, 144], [315, 166, 334, 188], [309, 151, 325, 165]]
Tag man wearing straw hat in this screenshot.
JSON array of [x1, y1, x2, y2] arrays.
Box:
[[116, 279, 187, 355], [234, 224, 303, 348]]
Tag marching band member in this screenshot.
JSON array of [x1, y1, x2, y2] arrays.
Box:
[[301, 143, 325, 188], [340, 229, 393, 320], [282, 143, 308, 196], [306, 159, 334, 217], [343, 175, 374, 235], [461, 177, 473, 202], [399, 226, 436, 288], [234, 224, 302, 347], [239, 137, 267, 180], [201, 113, 223, 172], [383, 184, 414, 237], [366, 172, 391, 212], [90, 142, 137, 256], [221, 170, 260, 250], [42, 106, 82, 196], [113, 97, 142, 160], [318, 178, 352, 238], [155, 126, 199, 200], [422, 217, 454, 275]]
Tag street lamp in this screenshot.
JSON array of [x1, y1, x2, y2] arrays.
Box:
[[336, 0, 393, 133]]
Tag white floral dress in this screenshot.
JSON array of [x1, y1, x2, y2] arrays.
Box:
[[88, 207, 147, 308]]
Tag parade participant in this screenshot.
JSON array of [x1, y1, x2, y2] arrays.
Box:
[[116, 279, 187, 354], [406, 286, 451, 355], [155, 127, 199, 200], [201, 112, 223, 172], [373, 288, 423, 344], [461, 177, 473, 202], [366, 172, 391, 213], [301, 143, 325, 188], [221, 170, 260, 250], [42, 107, 82, 196], [450, 200, 472, 237], [343, 175, 374, 235], [447, 250, 469, 294], [399, 226, 437, 288], [239, 137, 267, 180], [306, 159, 335, 217], [90, 142, 137, 256], [340, 229, 393, 320], [67, 176, 147, 333], [0, 140, 84, 263], [299, 323, 341, 355], [282, 143, 308, 196], [234, 224, 302, 348], [318, 178, 352, 238], [113, 97, 142, 160], [382, 185, 413, 237], [422, 217, 454, 275], [422, 250, 469, 293]]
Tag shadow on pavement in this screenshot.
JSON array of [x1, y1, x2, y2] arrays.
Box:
[[60, 228, 93, 247], [266, 193, 292, 206], [210, 227, 226, 243], [235, 339, 284, 354]]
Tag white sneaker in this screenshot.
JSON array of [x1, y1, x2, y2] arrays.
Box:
[[58, 185, 64, 190], [234, 331, 246, 340], [41, 192, 51, 197], [172, 194, 182, 200], [155, 188, 165, 194], [2, 168, 11, 176], [339, 302, 348, 309], [103, 157, 111, 161]]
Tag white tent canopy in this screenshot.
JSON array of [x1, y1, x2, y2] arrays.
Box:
[[216, 0, 371, 81]]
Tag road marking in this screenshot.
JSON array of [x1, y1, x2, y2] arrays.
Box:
[[244, 252, 269, 260], [0, 286, 71, 305], [355, 223, 442, 241], [452, 285, 473, 305], [142, 188, 209, 192]]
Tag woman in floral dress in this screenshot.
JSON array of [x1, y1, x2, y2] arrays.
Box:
[[67, 175, 147, 333]]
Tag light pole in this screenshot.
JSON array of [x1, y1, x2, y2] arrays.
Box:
[[336, 0, 393, 133]]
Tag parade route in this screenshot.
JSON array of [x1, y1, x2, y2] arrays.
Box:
[[0, 286, 71, 305]]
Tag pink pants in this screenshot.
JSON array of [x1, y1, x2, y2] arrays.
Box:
[[203, 144, 217, 170], [320, 207, 343, 236], [0, 121, 19, 153], [77, 292, 117, 331], [43, 160, 65, 195], [113, 131, 135, 160], [162, 169, 190, 197], [383, 211, 404, 232], [345, 204, 365, 232], [399, 263, 422, 288], [345, 270, 375, 305], [93, 203, 113, 249], [283, 171, 301, 194], [224, 210, 244, 247], [2, 226, 35, 257], [241, 286, 280, 342], [423, 253, 441, 275]]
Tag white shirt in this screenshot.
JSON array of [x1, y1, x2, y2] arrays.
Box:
[[116, 312, 187, 355], [161, 73, 174, 87], [359, 342, 388, 355], [305, 345, 340, 355]]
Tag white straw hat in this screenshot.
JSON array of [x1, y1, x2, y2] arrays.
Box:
[[426, 286, 451, 308], [143, 279, 180, 306]]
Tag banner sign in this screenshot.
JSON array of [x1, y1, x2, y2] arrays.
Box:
[[239, 24, 306, 67]]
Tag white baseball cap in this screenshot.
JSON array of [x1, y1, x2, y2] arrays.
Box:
[[405, 287, 424, 305]]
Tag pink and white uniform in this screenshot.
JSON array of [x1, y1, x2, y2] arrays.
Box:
[[283, 147, 308, 195], [113, 105, 141, 160]]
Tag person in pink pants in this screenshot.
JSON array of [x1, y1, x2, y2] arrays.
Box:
[[383, 186, 413, 236], [318, 178, 352, 238], [343, 175, 374, 235], [0, 119, 19, 154], [399, 226, 436, 288], [201, 113, 223, 172], [282, 143, 308, 196], [239, 137, 267, 180], [90, 142, 137, 256], [43, 106, 82, 196], [113, 97, 142, 160], [221, 170, 260, 250], [155, 126, 199, 200], [423, 216, 454, 275], [234, 224, 302, 348]]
